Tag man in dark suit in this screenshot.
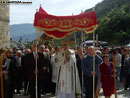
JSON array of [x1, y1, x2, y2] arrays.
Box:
[[15, 50, 23, 94], [75, 46, 84, 89], [21, 49, 31, 95], [25, 43, 46, 98]]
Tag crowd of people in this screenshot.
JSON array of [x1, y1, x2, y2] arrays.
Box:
[[0, 43, 130, 98]]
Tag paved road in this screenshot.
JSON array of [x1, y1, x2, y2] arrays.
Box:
[[14, 88, 130, 98]]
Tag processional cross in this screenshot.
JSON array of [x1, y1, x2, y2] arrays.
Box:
[[60, 35, 76, 61], [60, 35, 75, 46]]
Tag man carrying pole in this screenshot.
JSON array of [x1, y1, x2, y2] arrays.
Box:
[[81, 46, 102, 98], [24, 41, 46, 98]]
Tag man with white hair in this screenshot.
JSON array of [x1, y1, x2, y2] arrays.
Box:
[[15, 50, 23, 94], [25, 43, 46, 98], [39, 45, 45, 53], [42, 46, 52, 94], [82, 46, 102, 98]]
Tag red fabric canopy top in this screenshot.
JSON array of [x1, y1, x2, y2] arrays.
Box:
[[34, 6, 98, 39]]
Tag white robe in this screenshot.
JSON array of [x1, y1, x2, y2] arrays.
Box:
[[56, 49, 81, 98], [57, 59, 75, 98], [51, 53, 60, 83], [51, 53, 57, 83]]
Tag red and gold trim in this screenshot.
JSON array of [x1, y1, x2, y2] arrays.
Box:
[[34, 6, 98, 39]]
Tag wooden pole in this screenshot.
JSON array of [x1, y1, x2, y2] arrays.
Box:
[[112, 56, 117, 98], [81, 31, 84, 98], [83, 33, 86, 47], [93, 31, 95, 98], [50, 39, 53, 54], [35, 9, 39, 98], [96, 34, 98, 47], [74, 33, 77, 50], [81, 10, 86, 98], [81, 10, 84, 98], [35, 29, 38, 98], [0, 57, 4, 98], [92, 8, 96, 98]]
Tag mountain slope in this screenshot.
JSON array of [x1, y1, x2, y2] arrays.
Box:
[[85, 0, 130, 45], [10, 23, 36, 41], [10, 23, 35, 37]]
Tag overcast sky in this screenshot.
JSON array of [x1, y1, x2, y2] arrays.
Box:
[[9, 0, 103, 25]]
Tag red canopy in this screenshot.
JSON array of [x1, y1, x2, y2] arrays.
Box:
[[34, 6, 98, 39]]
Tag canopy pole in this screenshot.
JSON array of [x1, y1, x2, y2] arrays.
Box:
[[50, 39, 53, 54], [112, 56, 117, 98], [35, 29, 38, 98], [0, 57, 4, 98], [74, 33, 77, 50], [92, 7, 96, 98], [38, 30, 40, 43], [35, 9, 39, 98], [81, 31, 84, 98], [71, 13, 77, 50], [80, 10, 84, 98], [96, 34, 98, 47], [93, 30, 95, 98]]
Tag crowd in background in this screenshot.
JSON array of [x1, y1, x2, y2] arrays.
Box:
[[0, 44, 130, 98]]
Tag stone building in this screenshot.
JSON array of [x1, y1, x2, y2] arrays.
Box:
[[0, 0, 10, 49]]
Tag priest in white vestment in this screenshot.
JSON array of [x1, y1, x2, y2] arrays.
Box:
[[56, 45, 81, 98], [51, 46, 60, 94]]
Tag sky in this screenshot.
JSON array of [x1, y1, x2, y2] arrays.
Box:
[[9, 0, 103, 25]]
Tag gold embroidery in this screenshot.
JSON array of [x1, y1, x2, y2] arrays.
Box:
[[37, 18, 96, 28], [51, 19, 58, 26], [59, 20, 72, 28]]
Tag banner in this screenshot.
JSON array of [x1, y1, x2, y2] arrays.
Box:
[[34, 6, 98, 39]]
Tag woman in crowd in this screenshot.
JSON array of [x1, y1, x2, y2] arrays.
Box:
[[99, 55, 115, 98], [0, 49, 11, 98]]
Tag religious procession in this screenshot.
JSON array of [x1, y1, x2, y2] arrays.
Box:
[[1, 1, 130, 98], [1, 37, 130, 98]]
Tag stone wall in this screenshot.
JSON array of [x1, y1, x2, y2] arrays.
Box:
[[0, 0, 10, 49]]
